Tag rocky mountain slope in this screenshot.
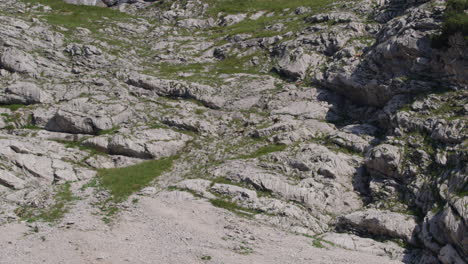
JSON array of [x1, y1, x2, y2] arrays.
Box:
[[0, 0, 466, 263]]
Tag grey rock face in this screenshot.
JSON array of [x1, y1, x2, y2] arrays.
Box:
[[321, 233, 406, 260], [127, 73, 224, 109], [0, 48, 37, 75], [0, 170, 25, 190], [1, 82, 52, 105], [275, 48, 323, 81], [365, 144, 401, 179], [83, 128, 191, 159], [314, 2, 460, 107], [0, 0, 465, 262], [338, 209, 419, 244], [0, 135, 96, 188]]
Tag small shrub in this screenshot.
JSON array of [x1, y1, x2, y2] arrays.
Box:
[[432, 0, 468, 48]]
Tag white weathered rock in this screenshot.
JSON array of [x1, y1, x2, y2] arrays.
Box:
[[83, 128, 191, 159], [0, 47, 37, 75], [127, 73, 224, 109], [1, 82, 52, 105], [338, 209, 419, 244], [0, 170, 26, 190], [321, 233, 405, 260]]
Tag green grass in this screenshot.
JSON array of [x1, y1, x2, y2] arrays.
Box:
[[312, 239, 325, 248], [203, 0, 336, 15], [98, 156, 177, 202], [0, 104, 26, 111], [15, 183, 77, 223], [237, 144, 287, 159], [97, 126, 119, 136], [303, 234, 337, 249], [151, 0, 336, 16], [210, 198, 262, 217], [201, 255, 212, 261], [22, 0, 133, 34]]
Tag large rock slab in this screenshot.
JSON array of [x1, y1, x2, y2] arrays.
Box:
[[127, 73, 224, 109], [83, 128, 192, 159], [0, 47, 37, 75], [0, 82, 52, 105], [365, 144, 402, 179], [338, 209, 419, 244]]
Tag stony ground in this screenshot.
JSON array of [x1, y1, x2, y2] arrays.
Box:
[[1, 186, 404, 264], [0, 0, 466, 263]]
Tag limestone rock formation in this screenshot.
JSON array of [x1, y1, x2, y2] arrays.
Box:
[[0, 0, 466, 263]]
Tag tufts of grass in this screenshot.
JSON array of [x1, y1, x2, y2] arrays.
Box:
[[237, 144, 287, 159], [312, 239, 325, 248], [303, 234, 336, 249], [201, 255, 212, 261], [203, 0, 336, 15], [15, 183, 78, 223], [0, 104, 26, 111], [98, 156, 177, 202], [80, 178, 98, 191], [209, 198, 262, 217], [97, 126, 119, 136], [21, 0, 133, 34]]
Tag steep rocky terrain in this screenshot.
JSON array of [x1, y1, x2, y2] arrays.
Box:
[[0, 0, 466, 263]]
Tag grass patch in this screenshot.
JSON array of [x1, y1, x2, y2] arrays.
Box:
[[312, 239, 325, 248], [237, 144, 287, 159], [210, 198, 262, 217], [203, 0, 336, 15], [97, 126, 119, 136], [15, 183, 78, 223], [303, 234, 337, 249], [98, 156, 177, 202], [0, 104, 26, 111], [21, 0, 133, 35]]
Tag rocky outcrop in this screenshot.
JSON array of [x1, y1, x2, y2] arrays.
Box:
[[365, 144, 402, 179], [82, 128, 192, 159], [0, 0, 466, 262], [1, 82, 52, 105], [127, 72, 225, 109], [338, 209, 419, 244], [0, 48, 37, 75]]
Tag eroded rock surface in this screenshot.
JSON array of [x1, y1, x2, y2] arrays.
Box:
[[0, 0, 466, 263]]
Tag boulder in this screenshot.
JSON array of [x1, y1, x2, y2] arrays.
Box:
[[1, 82, 52, 105], [0, 48, 37, 75], [365, 144, 401, 179], [0, 170, 25, 189], [338, 209, 419, 244]]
